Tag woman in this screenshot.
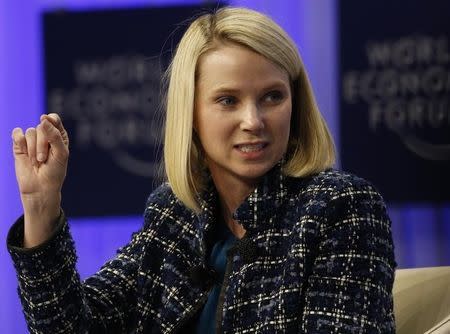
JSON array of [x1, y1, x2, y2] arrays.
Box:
[[8, 7, 396, 334]]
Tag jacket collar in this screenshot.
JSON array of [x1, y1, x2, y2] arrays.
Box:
[[233, 161, 287, 232], [197, 161, 287, 234]]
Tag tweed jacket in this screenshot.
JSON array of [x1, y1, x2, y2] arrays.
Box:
[[7, 166, 397, 333]]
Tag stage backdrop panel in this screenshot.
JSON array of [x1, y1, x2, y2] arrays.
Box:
[[339, 0, 450, 202], [43, 4, 221, 217]]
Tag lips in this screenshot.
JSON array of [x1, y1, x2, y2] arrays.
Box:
[[235, 142, 267, 152]]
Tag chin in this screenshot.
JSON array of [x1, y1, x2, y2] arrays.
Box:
[[236, 163, 277, 181]]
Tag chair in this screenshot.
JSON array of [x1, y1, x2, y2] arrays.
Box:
[[393, 266, 450, 333]]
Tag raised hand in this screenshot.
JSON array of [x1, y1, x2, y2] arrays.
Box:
[[11, 113, 69, 247]]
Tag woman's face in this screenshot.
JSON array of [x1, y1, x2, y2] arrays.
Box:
[[194, 43, 292, 186]]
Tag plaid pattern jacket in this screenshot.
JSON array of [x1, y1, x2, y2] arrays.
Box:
[[7, 167, 396, 333]]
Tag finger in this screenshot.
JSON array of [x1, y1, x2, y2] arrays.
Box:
[[12, 128, 27, 155], [25, 127, 38, 166], [40, 113, 69, 148], [36, 122, 50, 163], [39, 118, 69, 162]]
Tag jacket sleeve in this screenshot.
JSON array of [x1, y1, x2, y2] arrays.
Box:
[[300, 179, 397, 333], [7, 210, 148, 334]]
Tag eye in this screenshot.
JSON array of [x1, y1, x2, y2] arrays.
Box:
[[263, 90, 284, 103], [217, 96, 237, 107]]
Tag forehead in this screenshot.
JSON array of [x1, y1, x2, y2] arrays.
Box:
[[196, 43, 290, 91]]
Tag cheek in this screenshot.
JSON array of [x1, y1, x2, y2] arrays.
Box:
[[196, 115, 225, 150]]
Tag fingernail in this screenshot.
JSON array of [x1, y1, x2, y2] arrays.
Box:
[[37, 153, 45, 162]]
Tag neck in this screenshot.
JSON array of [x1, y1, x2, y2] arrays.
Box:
[[211, 173, 258, 239]]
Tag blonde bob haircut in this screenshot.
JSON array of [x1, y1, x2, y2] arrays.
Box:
[[164, 6, 335, 213]]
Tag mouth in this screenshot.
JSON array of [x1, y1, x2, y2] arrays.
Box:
[[235, 142, 268, 153]]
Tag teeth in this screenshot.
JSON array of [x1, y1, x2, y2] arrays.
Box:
[[238, 144, 264, 152]]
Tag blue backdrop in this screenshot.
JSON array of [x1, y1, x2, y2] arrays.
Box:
[[1, 1, 448, 333]]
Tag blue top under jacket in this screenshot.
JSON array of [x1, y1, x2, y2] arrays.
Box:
[[195, 223, 237, 333]]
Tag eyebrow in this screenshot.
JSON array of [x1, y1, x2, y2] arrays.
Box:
[[211, 80, 290, 95]]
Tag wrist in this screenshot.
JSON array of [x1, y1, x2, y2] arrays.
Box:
[[21, 193, 62, 248], [23, 209, 61, 248], [21, 192, 61, 216]]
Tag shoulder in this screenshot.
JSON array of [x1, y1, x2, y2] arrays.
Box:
[[295, 169, 384, 202], [286, 169, 387, 218], [145, 182, 177, 207], [305, 169, 378, 193], [143, 182, 193, 226], [309, 169, 389, 227]]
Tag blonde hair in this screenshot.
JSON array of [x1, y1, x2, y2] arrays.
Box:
[[164, 7, 335, 212]]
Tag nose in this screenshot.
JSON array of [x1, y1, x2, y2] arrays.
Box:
[[240, 102, 264, 132]]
